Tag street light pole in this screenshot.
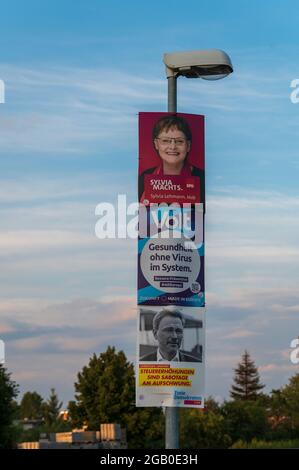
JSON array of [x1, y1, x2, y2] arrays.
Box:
[[165, 404, 179, 449], [168, 76, 177, 114], [165, 74, 179, 450], [163, 48, 233, 450]]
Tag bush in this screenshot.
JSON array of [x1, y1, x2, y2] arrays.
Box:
[[222, 400, 269, 443], [231, 438, 299, 449], [180, 408, 232, 449]]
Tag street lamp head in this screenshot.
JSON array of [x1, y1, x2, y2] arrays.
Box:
[[163, 49, 233, 80]]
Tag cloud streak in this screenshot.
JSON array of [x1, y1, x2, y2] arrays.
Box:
[[1, 61, 296, 156]]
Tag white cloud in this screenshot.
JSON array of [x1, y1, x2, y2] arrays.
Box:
[[0, 230, 93, 254], [0, 297, 136, 329], [0, 65, 165, 154], [224, 329, 258, 339], [1, 60, 296, 155], [259, 363, 295, 373]]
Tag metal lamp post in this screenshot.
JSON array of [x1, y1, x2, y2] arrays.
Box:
[[163, 48, 233, 450]]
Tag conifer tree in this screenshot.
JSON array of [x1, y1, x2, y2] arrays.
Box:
[[230, 350, 264, 400], [43, 388, 63, 426], [0, 365, 19, 448]]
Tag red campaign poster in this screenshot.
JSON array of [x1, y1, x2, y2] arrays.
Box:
[[138, 112, 205, 206]]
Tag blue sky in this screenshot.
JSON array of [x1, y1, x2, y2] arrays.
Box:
[[0, 0, 299, 405]]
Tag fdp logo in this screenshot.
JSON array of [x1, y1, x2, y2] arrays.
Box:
[[0, 339, 4, 364], [290, 337, 299, 364]]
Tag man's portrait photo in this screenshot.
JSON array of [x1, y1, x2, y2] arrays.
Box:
[[139, 306, 204, 363]]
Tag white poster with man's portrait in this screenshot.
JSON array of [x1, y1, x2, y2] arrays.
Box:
[[136, 306, 205, 408]]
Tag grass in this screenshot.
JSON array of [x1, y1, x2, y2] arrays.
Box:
[[231, 438, 299, 449]]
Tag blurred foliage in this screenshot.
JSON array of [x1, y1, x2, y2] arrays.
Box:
[[68, 346, 164, 448], [222, 400, 268, 443], [20, 391, 44, 420], [180, 407, 231, 448], [0, 365, 19, 449], [13, 349, 299, 449], [232, 438, 299, 449]]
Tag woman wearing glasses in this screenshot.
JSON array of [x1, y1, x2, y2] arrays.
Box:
[[139, 114, 205, 204]]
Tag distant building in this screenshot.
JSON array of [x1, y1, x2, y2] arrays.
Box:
[[17, 418, 44, 431]]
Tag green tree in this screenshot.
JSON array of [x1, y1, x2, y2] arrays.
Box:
[[68, 399, 86, 429], [180, 407, 231, 448], [69, 346, 164, 448], [278, 373, 299, 433], [0, 364, 19, 448], [70, 347, 135, 429], [222, 400, 268, 443], [20, 391, 44, 420], [124, 407, 164, 449], [230, 350, 264, 400], [266, 388, 289, 438], [43, 388, 63, 427], [205, 395, 221, 414]]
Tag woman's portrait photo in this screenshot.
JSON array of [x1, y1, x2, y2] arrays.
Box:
[[139, 113, 205, 205]]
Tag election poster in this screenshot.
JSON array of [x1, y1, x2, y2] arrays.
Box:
[[138, 112, 205, 307], [136, 306, 205, 408], [137, 224, 205, 307], [138, 112, 205, 206], [136, 112, 206, 408]]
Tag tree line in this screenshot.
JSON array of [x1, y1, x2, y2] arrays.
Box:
[[1, 347, 299, 448]]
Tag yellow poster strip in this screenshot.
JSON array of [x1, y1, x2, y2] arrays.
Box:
[[139, 366, 195, 387]]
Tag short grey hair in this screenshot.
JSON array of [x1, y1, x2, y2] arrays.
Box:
[[153, 308, 185, 332]]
